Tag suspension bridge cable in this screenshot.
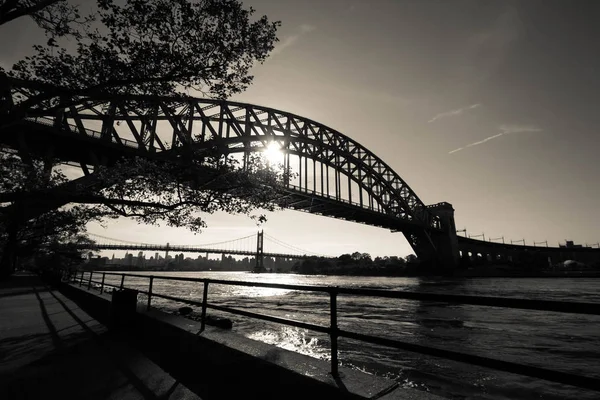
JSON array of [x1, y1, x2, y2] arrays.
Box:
[[87, 232, 258, 248], [263, 233, 328, 256], [88, 233, 143, 245], [264, 235, 318, 255]]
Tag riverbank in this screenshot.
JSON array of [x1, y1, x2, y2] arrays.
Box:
[[86, 270, 600, 399], [86, 266, 600, 278], [1, 272, 448, 399]]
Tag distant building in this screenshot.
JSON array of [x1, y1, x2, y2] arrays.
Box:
[[89, 256, 107, 267], [560, 240, 583, 249], [136, 251, 145, 267]]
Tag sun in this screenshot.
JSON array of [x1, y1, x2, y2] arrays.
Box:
[[263, 141, 283, 165]]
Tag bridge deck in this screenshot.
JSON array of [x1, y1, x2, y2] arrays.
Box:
[[1, 119, 430, 234]]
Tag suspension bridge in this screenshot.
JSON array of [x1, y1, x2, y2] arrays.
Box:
[[84, 231, 330, 270]]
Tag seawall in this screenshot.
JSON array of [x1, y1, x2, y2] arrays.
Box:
[[59, 282, 444, 400]]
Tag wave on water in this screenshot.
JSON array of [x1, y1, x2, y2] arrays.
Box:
[[246, 326, 331, 361], [124, 271, 600, 399]]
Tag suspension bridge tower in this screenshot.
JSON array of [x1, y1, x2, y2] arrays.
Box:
[[253, 230, 265, 273]]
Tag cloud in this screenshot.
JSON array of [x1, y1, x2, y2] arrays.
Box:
[[453, 6, 521, 83], [271, 24, 317, 56], [449, 124, 542, 154], [498, 124, 542, 134], [465, 133, 504, 148], [448, 147, 464, 154], [428, 103, 481, 123], [299, 24, 316, 34]]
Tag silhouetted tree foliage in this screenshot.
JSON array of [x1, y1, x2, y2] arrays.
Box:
[[0, 152, 101, 276], [2, 0, 280, 117], [0, 0, 283, 278], [292, 254, 414, 277], [0, 159, 289, 281], [0, 1, 91, 38], [405, 254, 418, 263], [0, 151, 290, 229], [88, 152, 290, 231]]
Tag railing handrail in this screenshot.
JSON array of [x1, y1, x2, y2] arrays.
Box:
[[23, 116, 143, 149], [63, 269, 600, 393], [92, 271, 600, 315]]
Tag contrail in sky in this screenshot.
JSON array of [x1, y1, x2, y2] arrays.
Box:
[[448, 124, 542, 154], [428, 103, 481, 123], [271, 24, 316, 55]]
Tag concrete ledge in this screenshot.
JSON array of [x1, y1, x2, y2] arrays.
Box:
[[136, 307, 399, 399], [60, 282, 445, 399]]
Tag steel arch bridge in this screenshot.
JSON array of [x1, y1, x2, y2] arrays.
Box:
[[0, 78, 459, 267]]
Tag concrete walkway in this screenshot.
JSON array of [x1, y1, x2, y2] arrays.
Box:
[[0, 273, 201, 400]]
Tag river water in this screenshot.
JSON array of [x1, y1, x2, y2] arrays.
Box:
[[101, 272, 600, 399]]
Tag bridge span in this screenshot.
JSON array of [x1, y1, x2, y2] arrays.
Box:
[[92, 244, 307, 260], [82, 231, 330, 272], [457, 236, 600, 267]]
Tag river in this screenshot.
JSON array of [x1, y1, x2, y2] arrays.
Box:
[[100, 271, 600, 399]]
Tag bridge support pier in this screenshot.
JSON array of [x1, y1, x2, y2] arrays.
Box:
[[409, 203, 459, 271]]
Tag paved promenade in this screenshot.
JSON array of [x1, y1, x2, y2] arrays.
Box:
[[0, 273, 200, 400], [1, 273, 446, 400]]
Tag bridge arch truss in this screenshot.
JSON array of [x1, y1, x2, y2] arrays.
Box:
[[3, 80, 449, 259]]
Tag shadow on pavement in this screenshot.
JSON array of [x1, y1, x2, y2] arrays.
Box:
[[0, 276, 198, 400]]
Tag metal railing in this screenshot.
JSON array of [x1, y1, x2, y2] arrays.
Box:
[[24, 116, 144, 149], [63, 270, 600, 392]]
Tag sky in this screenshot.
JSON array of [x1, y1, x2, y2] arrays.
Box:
[[1, 0, 599, 257]]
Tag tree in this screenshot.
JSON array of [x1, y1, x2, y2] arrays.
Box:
[[0, 148, 291, 277], [405, 254, 418, 263], [0, 1, 91, 37], [0, 0, 283, 278], [14, 218, 98, 273], [0, 151, 104, 276], [338, 253, 352, 264], [2, 0, 280, 122]]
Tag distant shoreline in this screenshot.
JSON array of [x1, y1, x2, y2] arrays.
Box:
[[87, 266, 600, 278]]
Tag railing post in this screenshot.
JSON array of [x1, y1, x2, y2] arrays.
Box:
[[100, 272, 106, 294], [87, 271, 93, 290], [330, 289, 339, 376], [120, 274, 125, 290], [79, 270, 84, 286], [147, 276, 154, 311], [200, 281, 209, 332]]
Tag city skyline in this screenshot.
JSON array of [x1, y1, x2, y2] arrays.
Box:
[[1, 0, 598, 258]]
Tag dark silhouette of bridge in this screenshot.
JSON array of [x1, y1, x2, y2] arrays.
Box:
[[2, 77, 598, 269], [84, 231, 327, 271]]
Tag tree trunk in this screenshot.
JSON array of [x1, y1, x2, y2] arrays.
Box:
[[0, 221, 18, 279], [0, 203, 22, 280]]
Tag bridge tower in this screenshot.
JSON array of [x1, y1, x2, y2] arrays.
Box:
[[422, 202, 459, 269], [254, 230, 265, 272]]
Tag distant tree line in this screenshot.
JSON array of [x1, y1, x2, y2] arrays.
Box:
[[291, 252, 420, 276], [87, 253, 297, 273]]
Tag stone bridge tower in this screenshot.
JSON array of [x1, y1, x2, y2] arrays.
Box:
[[427, 202, 459, 269]]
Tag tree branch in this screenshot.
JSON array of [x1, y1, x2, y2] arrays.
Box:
[[0, 0, 62, 26]]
